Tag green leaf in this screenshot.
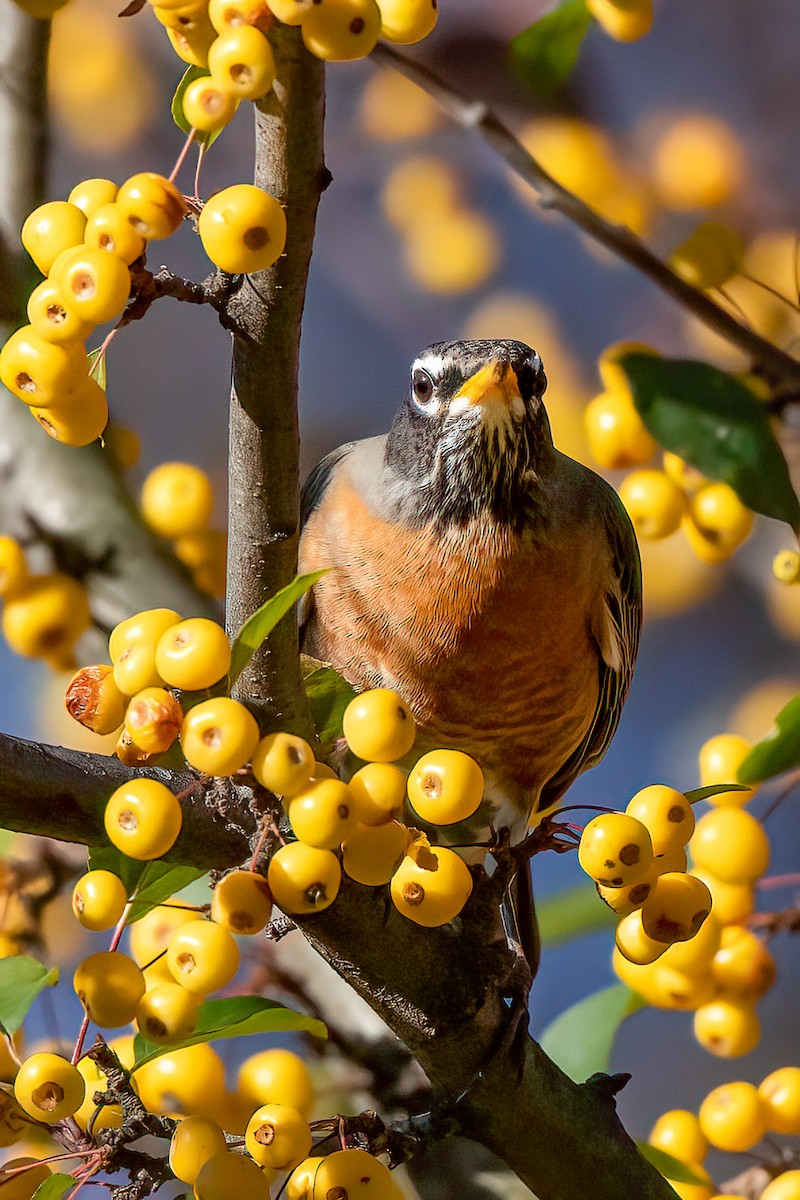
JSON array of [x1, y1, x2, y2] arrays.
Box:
[[171, 67, 223, 148], [87, 845, 148, 896], [510, 0, 592, 99], [620, 355, 800, 533], [738, 692, 800, 783], [32, 1175, 76, 1200], [229, 571, 328, 688], [86, 348, 107, 391], [302, 662, 356, 756], [635, 1143, 708, 1186], [537, 883, 617, 947], [127, 863, 207, 924], [684, 783, 751, 804], [0, 957, 59, 1035], [539, 984, 644, 1082], [132, 996, 327, 1068]]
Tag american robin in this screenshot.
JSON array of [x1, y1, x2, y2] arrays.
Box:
[[299, 338, 642, 952]]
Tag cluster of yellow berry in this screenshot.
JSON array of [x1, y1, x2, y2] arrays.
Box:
[[141, 462, 227, 598], [648, 1068, 800, 1200], [585, 343, 755, 562], [265, 689, 479, 928], [613, 734, 774, 1058], [269, 0, 437, 60], [577, 784, 708, 963], [586, 0, 652, 43], [0, 535, 90, 670]]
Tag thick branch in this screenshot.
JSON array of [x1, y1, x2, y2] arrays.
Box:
[[0, 731, 251, 868], [372, 42, 800, 389], [223, 26, 326, 735]]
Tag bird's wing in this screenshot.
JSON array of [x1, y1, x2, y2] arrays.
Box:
[[538, 488, 642, 811], [298, 442, 357, 638]]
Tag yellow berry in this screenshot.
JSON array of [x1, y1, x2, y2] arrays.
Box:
[[30, 377, 109, 447], [74, 951, 146, 1027], [693, 999, 761, 1058], [0, 325, 86, 407], [596, 876, 654, 917], [577, 812, 654, 888], [759, 1068, 800, 1135], [688, 483, 753, 556], [72, 869, 128, 931], [13, 1053, 85, 1122], [597, 340, 659, 397], [125, 686, 184, 754], [343, 689, 416, 762], [691, 807, 769, 883], [104, 778, 183, 860], [209, 0, 273, 32], [170, 1116, 228, 1185], [167, 21, 219, 66], [666, 1165, 715, 1200], [669, 222, 744, 289], [267, 842, 341, 914], [27, 278, 95, 347], [659, 912, 721, 974], [348, 763, 406, 825], [116, 172, 186, 240], [113, 643, 166, 696], [648, 1109, 708, 1166], [773, 550, 800, 584], [266, 0, 313, 22], [245, 1103, 312, 1170], [402, 210, 500, 295], [584, 391, 657, 470], [251, 731, 316, 797], [198, 184, 287, 274], [181, 696, 260, 775], [0, 538, 28, 600], [238, 1048, 314, 1118], [762, 1175, 800, 1200], [381, 156, 461, 230], [153, 0, 209, 29], [287, 778, 360, 850], [342, 821, 409, 886], [133, 1042, 225, 1118], [641, 871, 712, 943], [68, 178, 118, 219], [690, 868, 754, 926], [662, 451, 706, 493], [115, 729, 157, 767], [377, 0, 437, 43], [0, 1159, 53, 1200], [74, 1057, 122, 1131], [312, 761, 338, 781], [652, 115, 743, 211], [167, 919, 240, 994], [586, 0, 652, 41], [711, 926, 775, 1001], [612, 950, 715, 1010], [194, 1151, 271, 1200], [85, 203, 147, 266], [174, 529, 228, 597], [698, 734, 757, 806], [618, 470, 686, 540], [0, 1092, 27, 1149], [207, 26, 276, 99], [182, 76, 239, 134], [156, 618, 231, 690], [2, 572, 90, 660], [654, 846, 689, 874], [615, 908, 668, 965], [210, 869, 272, 934], [21, 201, 87, 274], [301, 0, 382, 61], [285, 1159, 324, 1200], [136, 982, 201, 1044], [130, 901, 197, 985], [55, 247, 132, 325], [698, 1081, 765, 1151], [141, 463, 214, 540], [311, 1149, 392, 1200], [110, 607, 182, 662], [625, 784, 694, 854], [391, 841, 473, 927], [406, 749, 483, 825]]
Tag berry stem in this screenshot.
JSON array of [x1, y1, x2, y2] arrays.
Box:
[[194, 141, 206, 200], [1, 1152, 102, 1177], [168, 129, 197, 186], [71, 1012, 91, 1066], [107, 901, 132, 954], [249, 816, 273, 870], [740, 271, 800, 312], [757, 873, 800, 890]]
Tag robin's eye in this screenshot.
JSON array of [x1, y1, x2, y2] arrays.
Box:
[[515, 355, 546, 403], [411, 368, 436, 411]]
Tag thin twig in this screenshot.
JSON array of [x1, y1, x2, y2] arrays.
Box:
[[371, 42, 800, 387], [168, 129, 197, 185]]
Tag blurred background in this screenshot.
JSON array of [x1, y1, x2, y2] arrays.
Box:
[[0, 0, 799, 1188]]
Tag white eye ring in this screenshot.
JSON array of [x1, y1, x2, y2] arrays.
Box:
[[411, 367, 437, 412]]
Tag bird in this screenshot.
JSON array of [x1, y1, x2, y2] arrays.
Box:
[[298, 338, 642, 960]]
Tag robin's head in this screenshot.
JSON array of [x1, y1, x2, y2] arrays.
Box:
[[384, 339, 553, 529]]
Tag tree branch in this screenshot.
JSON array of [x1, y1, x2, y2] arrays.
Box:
[[371, 42, 800, 389], [223, 26, 327, 735]]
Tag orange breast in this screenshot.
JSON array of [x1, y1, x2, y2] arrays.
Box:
[[300, 473, 602, 806]]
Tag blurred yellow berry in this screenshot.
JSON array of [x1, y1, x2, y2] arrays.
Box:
[[618, 470, 686, 539], [690, 806, 769, 884], [651, 115, 744, 211], [0, 538, 28, 600], [698, 733, 756, 806], [361, 71, 440, 140], [403, 210, 500, 295], [698, 1081, 765, 1151], [669, 222, 744, 290], [237, 1048, 314, 1118], [693, 998, 761, 1058], [586, 0, 652, 42], [584, 392, 657, 470], [759, 1068, 800, 1135], [2, 573, 90, 661], [648, 1109, 708, 1166]]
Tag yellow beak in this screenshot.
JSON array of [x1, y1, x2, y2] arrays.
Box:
[[453, 358, 522, 409]]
